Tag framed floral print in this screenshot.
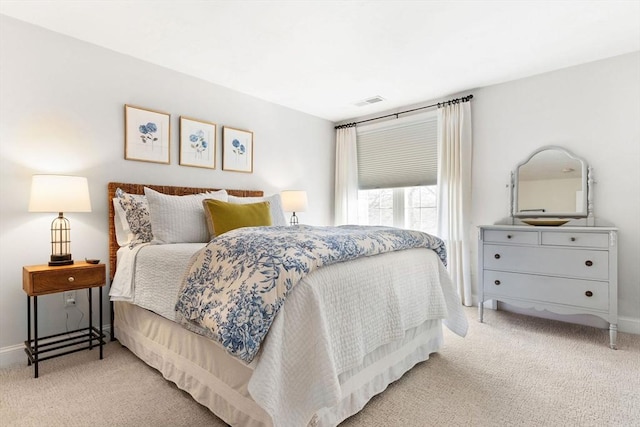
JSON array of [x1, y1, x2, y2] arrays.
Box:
[[124, 105, 171, 164], [179, 116, 216, 169], [222, 126, 254, 173]]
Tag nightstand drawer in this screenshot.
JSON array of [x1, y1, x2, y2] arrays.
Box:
[[23, 263, 105, 296]]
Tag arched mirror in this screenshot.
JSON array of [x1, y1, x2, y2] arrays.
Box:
[[513, 146, 591, 220]]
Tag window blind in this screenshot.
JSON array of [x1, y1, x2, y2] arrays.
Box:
[[356, 112, 437, 190]]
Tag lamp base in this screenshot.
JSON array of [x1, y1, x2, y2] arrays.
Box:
[[289, 212, 299, 226], [49, 254, 74, 267]]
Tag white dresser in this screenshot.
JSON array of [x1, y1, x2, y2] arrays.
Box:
[[478, 225, 618, 349]]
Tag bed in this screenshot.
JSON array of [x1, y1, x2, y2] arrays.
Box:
[[107, 182, 467, 427]]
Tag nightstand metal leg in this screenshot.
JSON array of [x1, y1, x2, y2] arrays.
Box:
[[88, 288, 93, 350], [99, 286, 103, 359], [26, 296, 31, 366], [110, 300, 115, 342], [34, 296, 38, 378]]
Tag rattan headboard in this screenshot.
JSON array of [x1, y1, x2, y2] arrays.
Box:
[[107, 182, 263, 280]]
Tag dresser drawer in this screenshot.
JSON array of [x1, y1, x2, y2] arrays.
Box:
[[483, 271, 608, 311], [483, 244, 608, 280], [23, 264, 106, 296], [541, 231, 609, 248], [483, 229, 538, 245]]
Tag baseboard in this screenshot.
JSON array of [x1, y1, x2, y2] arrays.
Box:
[[0, 343, 25, 369], [619, 316, 640, 335], [0, 325, 112, 369]]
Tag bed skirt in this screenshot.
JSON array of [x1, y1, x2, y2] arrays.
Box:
[[114, 301, 443, 427]]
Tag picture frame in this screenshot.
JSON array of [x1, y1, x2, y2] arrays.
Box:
[[124, 105, 171, 164], [179, 116, 217, 169], [222, 126, 254, 173]]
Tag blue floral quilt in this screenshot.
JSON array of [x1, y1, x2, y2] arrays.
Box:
[[175, 225, 447, 362]]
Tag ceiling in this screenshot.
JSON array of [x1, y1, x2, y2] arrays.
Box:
[[1, 1, 639, 122]]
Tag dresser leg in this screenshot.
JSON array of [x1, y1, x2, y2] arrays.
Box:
[[478, 302, 484, 323], [609, 324, 617, 350]]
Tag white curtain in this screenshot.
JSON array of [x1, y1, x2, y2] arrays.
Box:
[[334, 126, 359, 225], [437, 102, 473, 306]]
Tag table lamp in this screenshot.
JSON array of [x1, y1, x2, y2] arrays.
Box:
[[28, 175, 92, 266], [280, 190, 308, 225]]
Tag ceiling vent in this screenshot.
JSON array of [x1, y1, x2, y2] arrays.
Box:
[[354, 95, 385, 107]]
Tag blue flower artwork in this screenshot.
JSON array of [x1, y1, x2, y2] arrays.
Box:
[[231, 138, 246, 161], [139, 122, 158, 147], [180, 117, 216, 168], [125, 105, 170, 164], [223, 127, 253, 172], [189, 130, 209, 159]]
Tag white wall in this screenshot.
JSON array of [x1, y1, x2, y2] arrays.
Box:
[[471, 52, 640, 330], [0, 16, 335, 366]]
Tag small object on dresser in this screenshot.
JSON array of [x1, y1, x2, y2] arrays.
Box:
[[521, 219, 570, 226], [85, 258, 100, 264]]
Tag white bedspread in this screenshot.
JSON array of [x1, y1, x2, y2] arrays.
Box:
[[110, 243, 205, 320], [110, 244, 468, 427], [248, 248, 468, 427]]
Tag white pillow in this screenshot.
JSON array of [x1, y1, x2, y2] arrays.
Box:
[[112, 198, 132, 247], [144, 187, 228, 243], [228, 194, 287, 226]]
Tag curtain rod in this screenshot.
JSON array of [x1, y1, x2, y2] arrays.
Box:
[[334, 94, 473, 129]]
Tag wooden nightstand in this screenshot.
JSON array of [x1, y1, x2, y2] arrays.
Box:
[[23, 261, 106, 378]]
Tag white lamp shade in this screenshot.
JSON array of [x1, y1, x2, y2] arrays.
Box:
[[28, 175, 92, 213], [280, 190, 308, 212]]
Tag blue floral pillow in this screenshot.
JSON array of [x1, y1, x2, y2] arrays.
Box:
[[115, 188, 153, 247]]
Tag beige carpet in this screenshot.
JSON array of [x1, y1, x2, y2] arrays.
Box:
[[1, 307, 639, 427]]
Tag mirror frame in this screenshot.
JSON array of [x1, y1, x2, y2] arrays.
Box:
[[512, 145, 592, 220]]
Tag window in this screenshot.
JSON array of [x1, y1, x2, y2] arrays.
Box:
[[405, 185, 437, 235], [357, 186, 437, 235], [355, 111, 438, 234]]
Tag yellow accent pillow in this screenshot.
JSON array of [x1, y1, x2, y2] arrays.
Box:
[[202, 199, 273, 237]]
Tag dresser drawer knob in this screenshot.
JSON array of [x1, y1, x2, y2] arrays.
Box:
[[585, 291, 593, 297], [507, 235, 513, 239], [570, 237, 576, 242], [494, 254, 501, 259], [494, 280, 501, 285], [68, 276, 75, 283], [585, 260, 593, 267]]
